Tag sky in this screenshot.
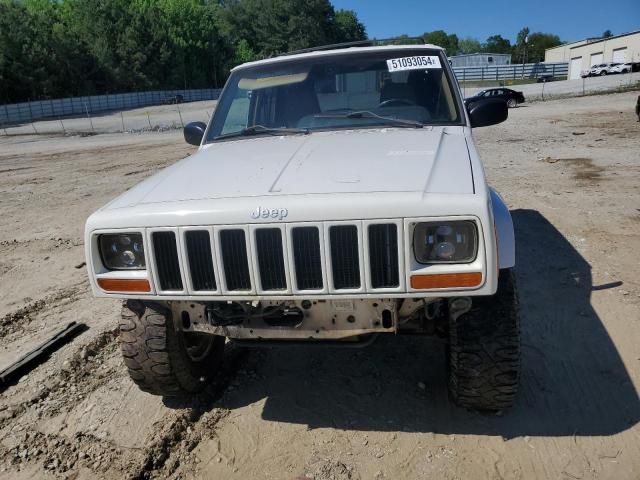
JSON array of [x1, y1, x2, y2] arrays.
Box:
[[332, 0, 640, 44]]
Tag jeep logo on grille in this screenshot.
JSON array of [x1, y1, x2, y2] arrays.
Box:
[[250, 206, 288, 221]]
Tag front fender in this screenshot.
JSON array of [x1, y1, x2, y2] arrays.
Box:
[[490, 189, 515, 269]]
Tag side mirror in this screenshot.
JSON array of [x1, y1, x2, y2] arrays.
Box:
[[184, 121, 207, 146], [467, 98, 508, 128]]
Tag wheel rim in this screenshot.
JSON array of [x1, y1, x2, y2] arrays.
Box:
[[508, 99, 516, 107]]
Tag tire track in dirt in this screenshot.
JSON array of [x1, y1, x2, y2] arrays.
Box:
[[129, 343, 251, 480], [1, 331, 251, 478], [0, 284, 85, 338], [0, 327, 119, 428]]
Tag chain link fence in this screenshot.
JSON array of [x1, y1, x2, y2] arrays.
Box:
[[1, 91, 219, 136]]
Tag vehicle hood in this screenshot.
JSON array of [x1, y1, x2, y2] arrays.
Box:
[[105, 127, 474, 210]]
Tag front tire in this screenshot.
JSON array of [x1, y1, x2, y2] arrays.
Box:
[[448, 269, 520, 411], [507, 98, 517, 108], [119, 301, 225, 396]]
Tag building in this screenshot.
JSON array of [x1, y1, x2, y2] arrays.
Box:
[[545, 30, 640, 79], [449, 53, 512, 68]]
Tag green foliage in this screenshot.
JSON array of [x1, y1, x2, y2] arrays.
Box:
[[423, 30, 459, 55], [224, 0, 364, 57], [516, 27, 530, 49], [523, 32, 562, 63], [602, 29, 613, 38], [0, 0, 97, 101], [1, 0, 366, 102], [334, 9, 367, 43], [458, 37, 482, 54], [482, 35, 511, 54], [234, 39, 257, 64]]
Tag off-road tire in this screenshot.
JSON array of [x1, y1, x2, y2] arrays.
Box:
[[448, 269, 520, 411], [119, 301, 224, 396]]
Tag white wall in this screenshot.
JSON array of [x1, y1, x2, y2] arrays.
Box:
[[545, 32, 640, 71]]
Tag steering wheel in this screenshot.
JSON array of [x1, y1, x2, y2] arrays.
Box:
[[378, 98, 416, 108]]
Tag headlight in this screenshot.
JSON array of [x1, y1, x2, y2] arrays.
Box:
[[413, 221, 478, 264], [99, 233, 145, 270]]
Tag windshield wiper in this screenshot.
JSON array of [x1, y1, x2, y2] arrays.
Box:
[[314, 110, 424, 128], [214, 124, 309, 140]]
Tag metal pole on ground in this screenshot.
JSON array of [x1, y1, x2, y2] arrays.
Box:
[[59, 119, 66, 135], [176, 104, 184, 128], [146, 112, 152, 129], [3, 104, 9, 132], [120, 111, 125, 132], [28, 100, 38, 134], [83, 101, 95, 133]]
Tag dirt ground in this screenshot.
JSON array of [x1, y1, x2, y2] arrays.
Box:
[[1, 90, 639, 480]]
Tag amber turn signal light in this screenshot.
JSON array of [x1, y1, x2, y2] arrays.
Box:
[[410, 272, 482, 289], [97, 278, 151, 293]]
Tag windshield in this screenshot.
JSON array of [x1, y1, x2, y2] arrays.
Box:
[[206, 49, 462, 142]]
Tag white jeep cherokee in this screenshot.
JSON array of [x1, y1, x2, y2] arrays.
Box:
[[85, 44, 520, 410]]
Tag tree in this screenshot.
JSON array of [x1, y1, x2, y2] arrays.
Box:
[[516, 26, 530, 48], [334, 9, 366, 43], [602, 29, 613, 38], [423, 30, 459, 55], [234, 39, 257, 64], [224, 0, 340, 57], [0, 0, 98, 101], [458, 37, 482, 54], [482, 34, 511, 54], [525, 32, 562, 63], [514, 26, 530, 63]]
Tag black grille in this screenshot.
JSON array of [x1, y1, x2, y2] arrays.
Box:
[[219, 229, 251, 291], [329, 225, 361, 289], [368, 224, 399, 288], [185, 231, 216, 291], [291, 227, 323, 290], [152, 231, 183, 290], [255, 228, 287, 290]]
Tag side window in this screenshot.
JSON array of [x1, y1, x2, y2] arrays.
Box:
[[221, 89, 251, 134]]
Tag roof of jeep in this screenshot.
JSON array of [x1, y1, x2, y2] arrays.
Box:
[[231, 44, 444, 71]]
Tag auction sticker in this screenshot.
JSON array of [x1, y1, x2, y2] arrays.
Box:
[[387, 56, 441, 72]]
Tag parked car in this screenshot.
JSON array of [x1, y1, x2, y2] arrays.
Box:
[[588, 63, 618, 76], [85, 42, 520, 411], [609, 62, 633, 74], [164, 93, 184, 104], [464, 87, 524, 108]]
